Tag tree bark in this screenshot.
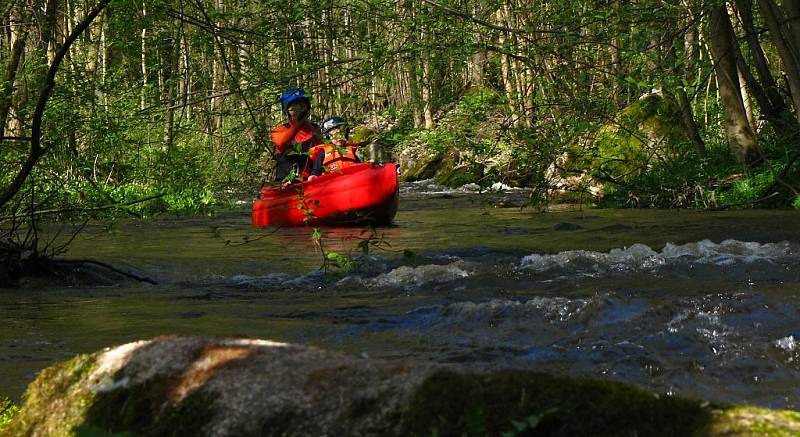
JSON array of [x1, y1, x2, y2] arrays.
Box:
[[706, 4, 760, 166]]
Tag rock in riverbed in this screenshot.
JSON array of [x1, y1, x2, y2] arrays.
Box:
[[4, 336, 800, 436]]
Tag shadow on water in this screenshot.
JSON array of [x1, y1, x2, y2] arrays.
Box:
[[2, 190, 800, 409]]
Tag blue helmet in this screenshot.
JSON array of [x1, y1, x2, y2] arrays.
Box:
[[279, 87, 311, 115], [321, 116, 347, 135]]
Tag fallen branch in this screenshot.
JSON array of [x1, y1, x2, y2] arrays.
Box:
[[53, 258, 158, 285]]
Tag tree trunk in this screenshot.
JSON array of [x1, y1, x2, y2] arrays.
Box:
[[784, 0, 800, 52], [706, 5, 760, 166], [677, 88, 707, 158], [733, 0, 793, 130], [140, 2, 148, 111], [0, 20, 25, 139], [421, 58, 434, 129], [757, 0, 800, 123], [497, 8, 519, 126]]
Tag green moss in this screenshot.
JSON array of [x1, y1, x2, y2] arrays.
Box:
[[400, 151, 444, 182], [434, 165, 483, 188], [710, 407, 800, 436], [401, 369, 713, 436], [349, 127, 375, 144], [591, 94, 687, 184], [4, 353, 99, 436]]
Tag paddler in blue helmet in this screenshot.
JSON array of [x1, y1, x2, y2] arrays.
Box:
[[314, 116, 361, 172], [270, 87, 324, 183]]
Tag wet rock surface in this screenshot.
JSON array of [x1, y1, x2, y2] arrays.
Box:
[[5, 336, 800, 436]]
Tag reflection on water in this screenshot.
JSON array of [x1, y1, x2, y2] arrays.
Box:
[[1, 187, 800, 409]]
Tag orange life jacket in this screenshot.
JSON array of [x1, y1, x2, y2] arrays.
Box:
[[318, 143, 360, 172]]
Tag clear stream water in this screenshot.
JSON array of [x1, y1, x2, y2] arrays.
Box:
[[1, 180, 800, 410]]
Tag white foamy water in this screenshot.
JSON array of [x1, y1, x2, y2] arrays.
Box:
[[369, 262, 471, 289], [399, 178, 525, 195], [519, 239, 798, 275], [775, 336, 797, 352]]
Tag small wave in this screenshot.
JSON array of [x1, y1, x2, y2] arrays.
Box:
[[775, 336, 797, 352], [519, 239, 798, 275], [369, 262, 471, 289], [229, 273, 292, 287], [441, 296, 593, 324], [227, 271, 325, 290]]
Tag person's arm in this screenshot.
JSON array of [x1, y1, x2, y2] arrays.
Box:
[[270, 122, 303, 154], [307, 146, 325, 178]]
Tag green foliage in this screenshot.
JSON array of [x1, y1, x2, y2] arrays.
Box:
[[793, 196, 800, 209], [717, 163, 781, 206], [0, 398, 20, 431], [405, 88, 507, 155], [397, 88, 522, 187], [324, 251, 357, 273], [502, 408, 558, 437]]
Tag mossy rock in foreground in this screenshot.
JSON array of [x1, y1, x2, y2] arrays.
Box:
[[3, 336, 799, 436]]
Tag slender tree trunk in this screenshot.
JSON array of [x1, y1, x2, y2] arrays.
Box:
[[210, 0, 226, 146], [178, 29, 190, 122], [161, 39, 176, 152], [140, 3, 148, 111], [0, 15, 25, 139], [757, 0, 800, 122], [421, 57, 434, 129], [677, 88, 707, 157], [706, 5, 760, 166], [497, 8, 519, 126]]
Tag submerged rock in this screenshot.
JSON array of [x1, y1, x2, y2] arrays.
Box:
[[4, 336, 800, 436]]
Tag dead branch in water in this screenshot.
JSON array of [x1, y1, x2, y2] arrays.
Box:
[[53, 258, 158, 285]]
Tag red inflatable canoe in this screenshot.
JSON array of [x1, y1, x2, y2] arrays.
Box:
[[252, 162, 399, 227]]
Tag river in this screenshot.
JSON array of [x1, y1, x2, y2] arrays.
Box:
[[1, 180, 799, 409]]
